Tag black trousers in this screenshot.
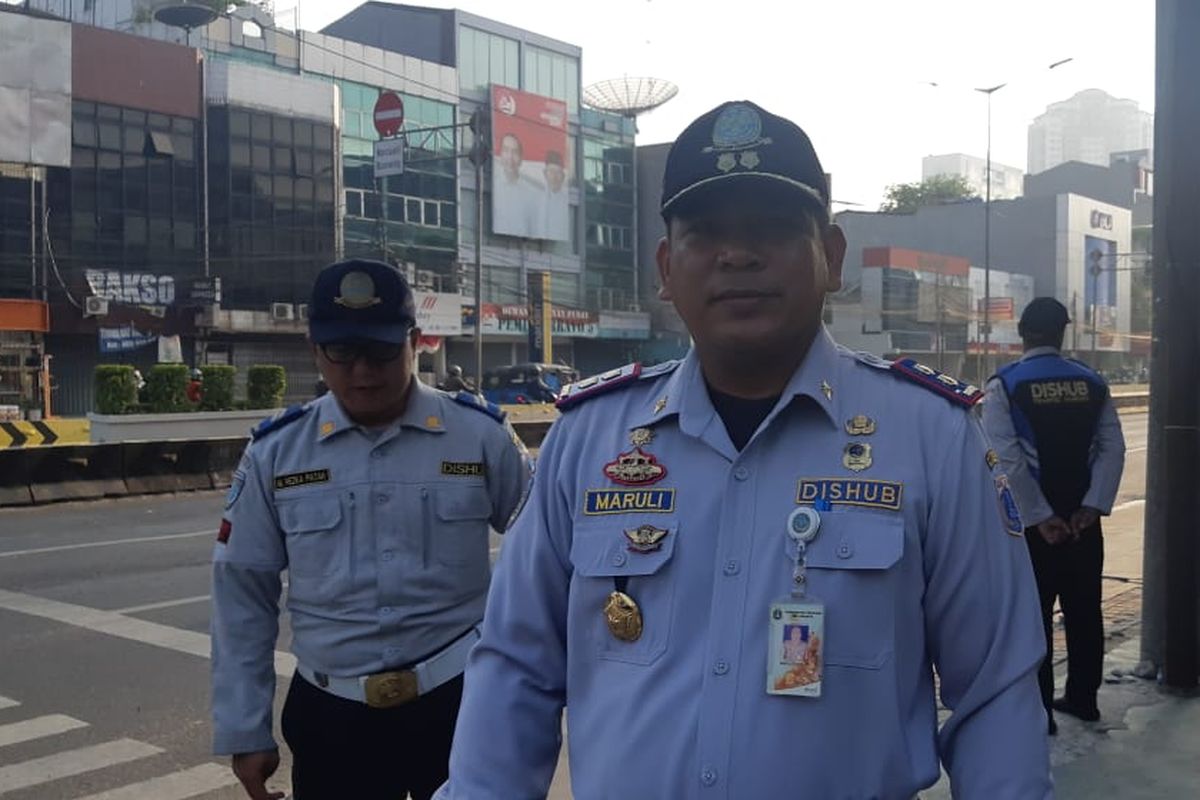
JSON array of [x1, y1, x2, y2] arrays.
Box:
[[281, 670, 464, 800], [1025, 520, 1104, 712]]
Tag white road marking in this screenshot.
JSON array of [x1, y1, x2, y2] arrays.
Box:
[[0, 714, 88, 748], [0, 738, 161, 793], [0, 530, 213, 560], [74, 762, 239, 800], [0, 588, 296, 678], [0, 697, 18, 711], [1112, 499, 1146, 513], [114, 595, 212, 615]]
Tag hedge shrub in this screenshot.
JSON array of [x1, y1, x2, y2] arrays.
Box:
[[199, 365, 237, 411], [145, 364, 190, 413], [247, 365, 286, 409], [94, 365, 139, 415]]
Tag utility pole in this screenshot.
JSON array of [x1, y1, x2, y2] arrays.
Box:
[[1140, 0, 1200, 691], [468, 110, 489, 394]]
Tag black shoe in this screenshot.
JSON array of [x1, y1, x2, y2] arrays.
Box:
[[1052, 696, 1100, 722], [1048, 715, 1057, 736]]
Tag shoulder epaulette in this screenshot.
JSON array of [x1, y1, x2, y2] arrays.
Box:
[[452, 390, 506, 423], [556, 361, 681, 411], [889, 358, 983, 408], [250, 404, 310, 440]]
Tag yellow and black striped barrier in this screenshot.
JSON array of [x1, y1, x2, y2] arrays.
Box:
[[0, 419, 90, 448]]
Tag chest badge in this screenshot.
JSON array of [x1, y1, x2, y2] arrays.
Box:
[[844, 415, 876, 436], [603, 447, 668, 486], [843, 442, 873, 472], [604, 591, 644, 642], [630, 427, 654, 447], [624, 524, 669, 553]]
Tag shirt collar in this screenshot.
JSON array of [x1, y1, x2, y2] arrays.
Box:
[[398, 378, 448, 433], [316, 379, 447, 442], [629, 326, 842, 435], [1022, 346, 1061, 360]]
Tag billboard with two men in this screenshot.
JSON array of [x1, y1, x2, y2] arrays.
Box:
[[491, 85, 569, 242]]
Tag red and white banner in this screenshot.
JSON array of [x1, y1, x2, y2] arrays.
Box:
[[491, 85, 569, 242], [413, 291, 462, 336]]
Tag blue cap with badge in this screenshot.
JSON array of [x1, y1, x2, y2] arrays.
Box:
[[308, 258, 417, 344], [660, 100, 830, 219]]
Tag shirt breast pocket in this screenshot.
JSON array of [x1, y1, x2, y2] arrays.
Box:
[[433, 485, 492, 567], [570, 522, 678, 666], [804, 514, 905, 670], [277, 495, 346, 597]]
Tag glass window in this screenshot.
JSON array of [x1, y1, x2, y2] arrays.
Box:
[[489, 35, 505, 87], [505, 38, 519, 86], [147, 112, 170, 131], [230, 111, 250, 138], [251, 113, 271, 142], [295, 177, 314, 203], [272, 116, 293, 144], [98, 123, 121, 151], [73, 121, 97, 147], [423, 201, 439, 227], [231, 169, 253, 195], [97, 104, 121, 121], [343, 110, 361, 138], [363, 191, 381, 218], [473, 30, 488, 90], [386, 197, 405, 222], [252, 144, 270, 169], [273, 146, 292, 173], [231, 141, 251, 167], [174, 118, 195, 136], [295, 120, 313, 148], [173, 134, 194, 162], [294, 151, 313, 177], [406, 197, 422, 223], [440, 201, 455, 228], [314, 124, 333, 152]]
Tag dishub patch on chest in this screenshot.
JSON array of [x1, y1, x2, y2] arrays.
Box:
[[441, 461, 486, 477], [273, 469, 331, 491], [795, 478, 903, 511]]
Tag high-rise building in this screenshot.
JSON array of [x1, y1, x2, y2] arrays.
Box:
[[921, 153, 1024, 200], [1027, 89, 1153, 175]]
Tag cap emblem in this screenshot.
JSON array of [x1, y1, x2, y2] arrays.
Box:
[[711, 103, 763, 149], [717, 152, 737, 172], [334, 271, 381, 310]]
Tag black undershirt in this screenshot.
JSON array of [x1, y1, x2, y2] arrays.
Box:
[[707, 386, 782, 451]]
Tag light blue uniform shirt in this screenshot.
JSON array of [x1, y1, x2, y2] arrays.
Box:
[[441, 329, 1051, 799], [211, 380, 530, 755]]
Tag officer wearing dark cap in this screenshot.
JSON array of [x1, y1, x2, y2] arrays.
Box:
[[436, 102, 1050, 798], [211, 259, 531, 800], [983, 296, 1125, 734]]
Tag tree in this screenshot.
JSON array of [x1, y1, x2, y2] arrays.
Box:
[[880, 175, 979, 214]]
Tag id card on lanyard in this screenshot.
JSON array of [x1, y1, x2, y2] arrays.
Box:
[[767, 505, 826, 697]]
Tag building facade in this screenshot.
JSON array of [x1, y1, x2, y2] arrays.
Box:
[[922, 153, 1024, 200], [7, 1, 652, 413], [1027, 89, 1153, 175]]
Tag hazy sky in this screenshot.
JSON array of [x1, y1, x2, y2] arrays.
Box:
[[289, 0, 1154, 208]]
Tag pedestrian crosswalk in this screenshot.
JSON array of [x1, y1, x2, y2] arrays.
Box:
[[0, 693, 243, 799]]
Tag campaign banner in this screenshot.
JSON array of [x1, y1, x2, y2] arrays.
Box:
[[464, 304, 599, 338], [98, 324, 156, 353], [491, 85, 569, 242]]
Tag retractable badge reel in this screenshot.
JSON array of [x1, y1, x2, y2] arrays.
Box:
[[767, 504, 827, 698]]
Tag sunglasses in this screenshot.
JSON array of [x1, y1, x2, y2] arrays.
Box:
[[320, 339, 408, 365]]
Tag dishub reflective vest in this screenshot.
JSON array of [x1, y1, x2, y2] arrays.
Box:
[[997, 353, 1107, 517]]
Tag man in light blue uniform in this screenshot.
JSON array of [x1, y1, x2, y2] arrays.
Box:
[[438, 102, 1051, 799], [211, 259, 530, 800]]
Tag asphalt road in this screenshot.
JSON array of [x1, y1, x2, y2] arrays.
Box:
[[0, 411, 1149, 799]]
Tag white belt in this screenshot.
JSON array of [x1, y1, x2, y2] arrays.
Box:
[[297, 626, 480, 708]]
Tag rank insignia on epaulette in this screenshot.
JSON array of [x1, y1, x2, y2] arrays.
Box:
[[603, 447, 667, 486], [986, 449, 1000, 470], [624, 524, 669, 553], [890, 358, 983, 408], [556, 363, 643, 410]]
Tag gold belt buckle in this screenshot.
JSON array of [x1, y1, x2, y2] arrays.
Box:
[[363, 670, 419, 708]]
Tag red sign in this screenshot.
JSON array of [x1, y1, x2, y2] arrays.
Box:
[[490, 85, 570, 241], [373, 91, 405, 138]]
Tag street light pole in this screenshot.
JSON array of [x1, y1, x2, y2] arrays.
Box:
[[975, 83, 1006, 382]]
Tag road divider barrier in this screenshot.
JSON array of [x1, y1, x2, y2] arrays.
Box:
[[0, 419, 90, 448], [0, 414, 553, 507]]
